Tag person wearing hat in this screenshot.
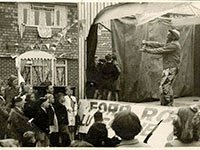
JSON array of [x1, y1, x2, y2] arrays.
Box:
[[5, 75, 20, 110], [31, 97, 50, 147], [140, 29, 181, 106], [7, 96, 27, 144], [111, 110, 150, 147]]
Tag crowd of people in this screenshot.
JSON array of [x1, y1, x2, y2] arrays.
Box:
[[0, 75, 78, 147], [88, 53, 121, 101], [72, 105, 200, 147], [0, 73, 200, 147]]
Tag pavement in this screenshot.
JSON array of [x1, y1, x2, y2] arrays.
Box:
[[134, 96, 200, 107]]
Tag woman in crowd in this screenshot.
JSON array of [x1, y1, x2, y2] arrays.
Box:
[[111, 110, 150, 147], [64, 86, 78, 141], [5, 75, 20, 110], [7, 96, 27, 144], [165, 105, 200, 147], [20, 84, 33, 101], [23, 93, 37, 119]]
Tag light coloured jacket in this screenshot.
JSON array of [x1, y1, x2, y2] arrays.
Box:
[[64, 95, 78, 126], [145, 40, 181, 70]]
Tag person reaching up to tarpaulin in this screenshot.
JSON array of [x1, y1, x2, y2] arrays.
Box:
[[139, 29, 181, 106]]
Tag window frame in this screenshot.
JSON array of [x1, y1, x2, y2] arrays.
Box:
[[18, 3, 68, 28], [55, 59, 68, 86]]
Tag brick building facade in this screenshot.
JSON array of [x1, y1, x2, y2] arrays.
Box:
[[0, 2, 79, 95], [0, 2, 112, 97]]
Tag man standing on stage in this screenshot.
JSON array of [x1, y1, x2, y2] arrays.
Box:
[[140, 29, 181, 106]]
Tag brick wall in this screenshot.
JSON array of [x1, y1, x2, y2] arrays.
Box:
[[67, 59, 78, 96], [0, 2, 79, 91], [0, 3, 18, 54], [96, 30, 112, 59], [0, 57, 17, 81]]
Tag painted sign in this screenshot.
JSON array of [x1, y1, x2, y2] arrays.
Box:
[[78, 99, 177, 147]]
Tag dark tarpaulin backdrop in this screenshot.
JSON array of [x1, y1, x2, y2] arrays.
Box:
[[111, 18, 194, 102], [86, 24, 98, 98]]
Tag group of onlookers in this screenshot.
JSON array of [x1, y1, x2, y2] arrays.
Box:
[[92, 53, 121, 101], [72, 105, 200, 147], [0, 75, 200, 147], [0, 75, 78, 147]]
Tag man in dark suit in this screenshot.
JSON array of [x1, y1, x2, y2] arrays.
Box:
[[54, 92, 71, 146], [32, 97, 50, 147]]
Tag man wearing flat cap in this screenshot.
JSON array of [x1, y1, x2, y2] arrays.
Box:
[[140, 29, 181, 106]]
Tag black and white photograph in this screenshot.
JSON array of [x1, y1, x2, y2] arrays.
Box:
[[0, 0, 200, 148]]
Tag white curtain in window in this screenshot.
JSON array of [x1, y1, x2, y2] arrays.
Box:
[[55, 5, 67, 27]]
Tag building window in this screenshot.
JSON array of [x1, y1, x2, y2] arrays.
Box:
[[23, 9, 28, 24], [56, 10, 60, 26], [55, 59, 68, 86], [21, 59, 52, 86], [34, 10, 39, 25], [19, 3, 68, 27]]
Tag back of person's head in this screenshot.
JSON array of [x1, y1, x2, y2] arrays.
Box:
[[22, 131, 36, 147], [105, 54, 112, 62], [70, 140, 93, 147], [46, 85, 54, 94], [112, 53, 117, 61], [111, 110, 142, 140], [11, 96, 24, 108], [173, 105, 200, 143], [85, 122, 108, 147], [7, 75, 17, 87], [56, 92, 65, 103], [94, 111, 103, 123]]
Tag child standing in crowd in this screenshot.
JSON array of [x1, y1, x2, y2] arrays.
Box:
[[102, 54, 120, 100], [64, 86, 78, 141]]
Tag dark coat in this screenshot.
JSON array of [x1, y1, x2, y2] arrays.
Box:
[[5, 87, 19, 108], [23, 101, 37, 119], [53, 102, 68, 126], [7, 107, 31, 142], [101, 62, 120, 91], [32, 107, 50, 134], [47, 105, 55, 126]]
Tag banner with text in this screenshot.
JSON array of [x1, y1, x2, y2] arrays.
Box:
[[78, 99, 177, 147]]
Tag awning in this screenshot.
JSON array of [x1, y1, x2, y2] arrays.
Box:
[[93, 2, 200, 26], [17, 50, 56, 60]]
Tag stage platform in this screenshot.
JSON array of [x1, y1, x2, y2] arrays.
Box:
[[134, 96, 200, 107]]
